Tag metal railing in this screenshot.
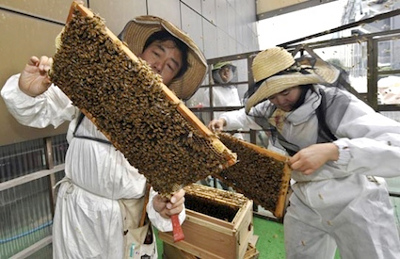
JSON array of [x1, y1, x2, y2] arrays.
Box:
[[0, 135, 67, 258]]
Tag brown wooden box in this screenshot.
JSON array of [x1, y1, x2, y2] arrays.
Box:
[[162, 242, 259, 259], [159, 184, 254, 259]]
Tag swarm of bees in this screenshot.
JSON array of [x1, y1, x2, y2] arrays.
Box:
[[215, 133, 290, 216], [49, 7, 235, 195], [184, 183, 248, 222]]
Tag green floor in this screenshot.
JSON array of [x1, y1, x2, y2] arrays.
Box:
[[252, 216, 286, 258], [156, 214, 342, 258]]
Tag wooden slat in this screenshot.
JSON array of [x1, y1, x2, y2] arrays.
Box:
[[160, 233, 226, 259], [0, 164, 65, 191], [9, 235, 52, 259], [44, 137, 56, 217], [274, 164, 291, 218], [186, 210, 234, 233]]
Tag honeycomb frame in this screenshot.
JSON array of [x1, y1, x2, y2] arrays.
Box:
[[49, 2, 236, 195], [215, 133, 291, 218]]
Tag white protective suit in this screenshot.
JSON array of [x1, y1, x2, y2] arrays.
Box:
[[219, 85, 400, 259], [1, 74, 186, 259], [203, 85, 242, 107]]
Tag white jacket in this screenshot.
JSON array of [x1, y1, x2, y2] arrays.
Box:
[[202, 85, 242, 107], [1, 74, 185, 258], [220, 85, 400, 258], [221, 85, 400, 181]]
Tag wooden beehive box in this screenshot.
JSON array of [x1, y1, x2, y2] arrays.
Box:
[[159, 184, 254, 259]]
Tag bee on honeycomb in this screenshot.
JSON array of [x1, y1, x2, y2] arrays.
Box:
[[50, 9, 236, 196], [215, 133, 290, 216]]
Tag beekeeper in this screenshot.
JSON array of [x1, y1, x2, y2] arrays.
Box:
[[208, 47, 400, 259], [1, 14, 207, 258], [199, 61, 244, 190], [204, 61, 242, 107]]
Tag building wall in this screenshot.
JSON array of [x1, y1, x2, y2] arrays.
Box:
[[0, 0, 259, 146]]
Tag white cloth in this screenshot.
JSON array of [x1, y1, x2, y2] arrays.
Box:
[[201, 85, 242, 121], [202, 86, 241, 107], [1, 74, 186, 259], [220, 85, 400, 258]]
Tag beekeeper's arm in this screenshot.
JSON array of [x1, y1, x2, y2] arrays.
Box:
[[208, 103, 267, 132], [147, 188, 186, 231], [291, 94, 400, 177], [1, 56, 77, 128], [332, 96, 400, 178]]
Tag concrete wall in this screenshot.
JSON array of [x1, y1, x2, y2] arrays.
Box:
[[0, 0, 259, 146]]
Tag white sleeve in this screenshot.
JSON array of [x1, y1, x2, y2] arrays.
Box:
[[146, 188, 186, 232], [333, 135, 400, 178], [334, 98, 400, 178], [220, 108, 262, 131], [1, 74, 77, 128]]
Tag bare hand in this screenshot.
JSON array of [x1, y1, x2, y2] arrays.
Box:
[[153, 189, 185, 219], [19, 56, 53, 97], [208, 118, 226, 132], [288, 143, 339, 175]]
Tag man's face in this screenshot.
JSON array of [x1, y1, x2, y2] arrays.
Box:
[[139, 40, 182, 86]]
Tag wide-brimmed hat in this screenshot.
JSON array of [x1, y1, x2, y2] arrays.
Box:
[[251, 47, 295, 83], [245, 47, 340, 113], [119, 15, 207, 100]]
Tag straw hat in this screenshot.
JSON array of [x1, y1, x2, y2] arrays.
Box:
[[251, 47, 295, 83], [212, 61, 237, 73], [245, 47, 340, 113], [119, 15, 207, 100]]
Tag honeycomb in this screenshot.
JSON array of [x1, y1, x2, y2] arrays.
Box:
[[216, 133, 290, 215], [49, 5, 235, 195]]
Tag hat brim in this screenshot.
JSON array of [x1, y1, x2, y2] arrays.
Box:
[[120, 16, 207, 100], [296, 56, 340, 84], [212, 61, 236, 71], [245, 73, 324, 113]]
